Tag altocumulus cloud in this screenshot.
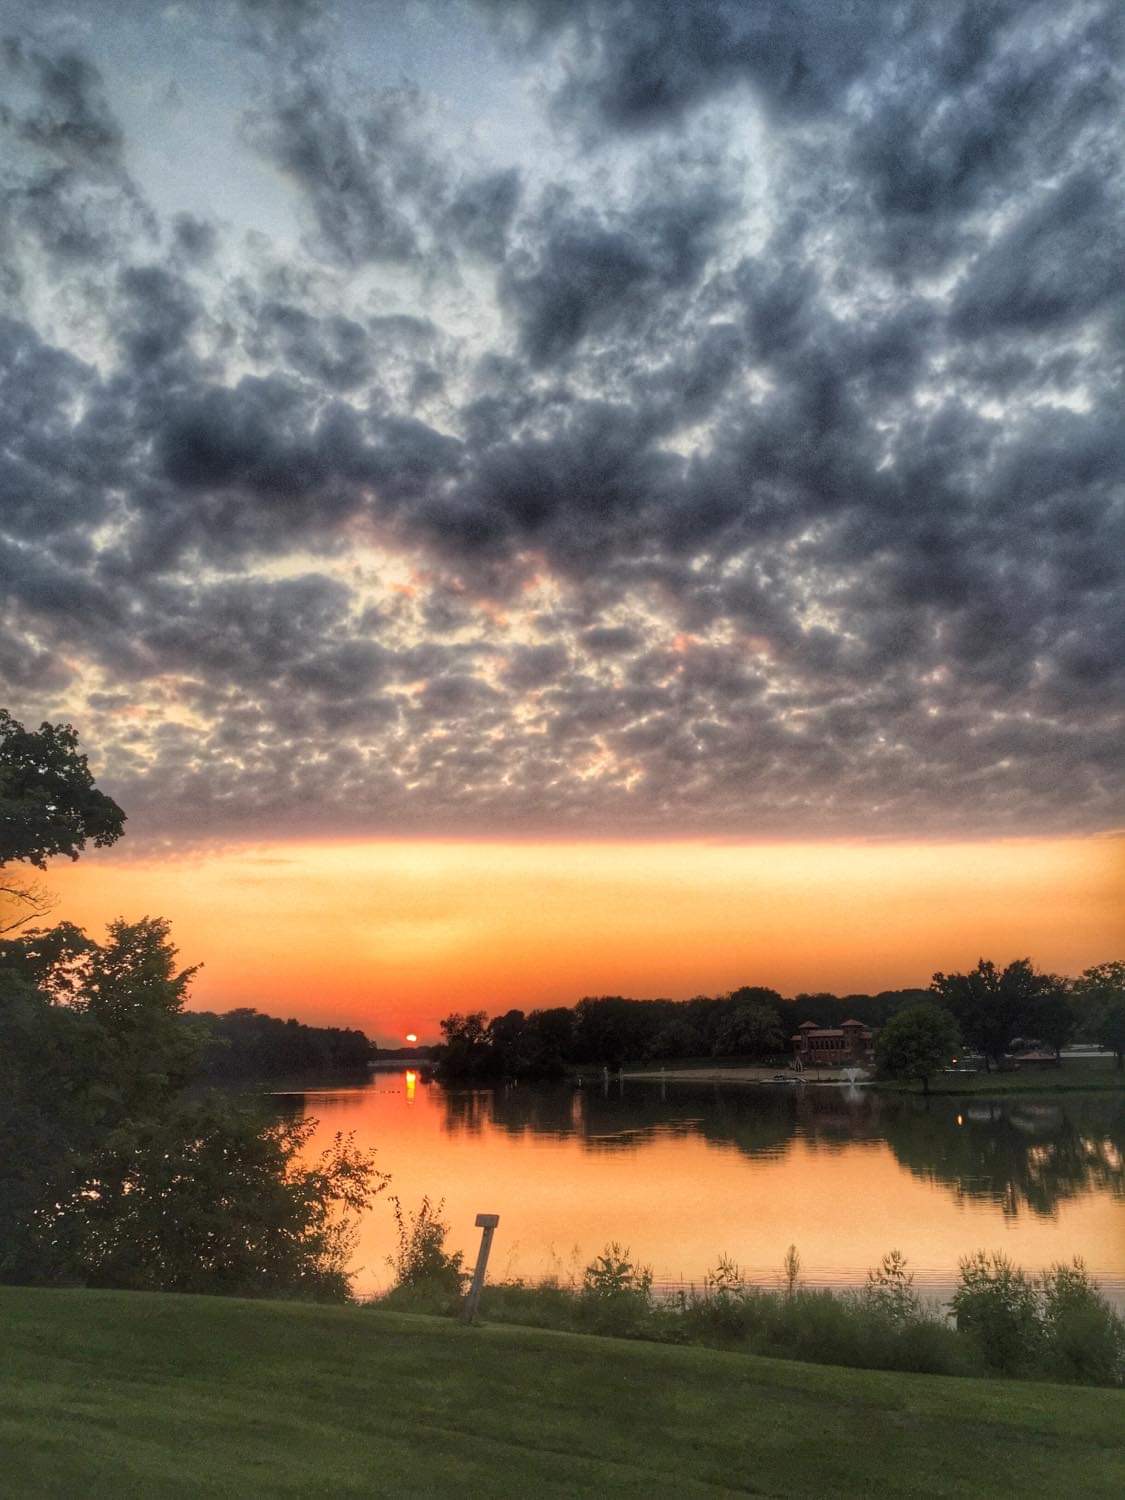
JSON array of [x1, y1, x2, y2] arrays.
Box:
[[0, 0, 1121, 844]]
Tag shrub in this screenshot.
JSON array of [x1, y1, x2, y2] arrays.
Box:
[[1038, 1259, 1124, 1386], [863, 1250, 920, 1324], [380, 1196, 467, 1313], [478, 1278, 581, 1331], [578, 1243, 654, 1336], [705, 1253, 746, 1299], [951, 1251, 1042, 1375]]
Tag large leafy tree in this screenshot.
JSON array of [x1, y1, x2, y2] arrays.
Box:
[[1073, 962, 1125, 1070], [930, 958, 1051, 1071], [0, 710, 125, 867], [0, 710, 385, 1296], [875, 1003, 961, 1095], [712, 1002, 784, 1059], [1028, 979, 1077, 1061]]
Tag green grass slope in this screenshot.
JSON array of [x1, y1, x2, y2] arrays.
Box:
[[2, 1288, 1122, 1498]]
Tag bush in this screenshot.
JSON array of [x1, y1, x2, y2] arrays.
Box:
[[1039, 1259, 1125, 1386], [379, 1196, 467, 1314], [378, 1237, 1119, 1389], [951, 1251, 1042, 1375], [862, 1250, 921, 1324], [478, 1278, 581, 1331], [578, 1243, 654, 1336]]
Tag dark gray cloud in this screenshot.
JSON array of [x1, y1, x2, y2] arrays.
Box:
[[0, 2, 1121, 843]]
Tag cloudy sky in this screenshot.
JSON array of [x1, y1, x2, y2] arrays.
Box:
[[2, 1, 1122, 1026]]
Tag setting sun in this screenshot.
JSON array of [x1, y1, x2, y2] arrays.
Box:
[[43, 834, 1124, 1041]]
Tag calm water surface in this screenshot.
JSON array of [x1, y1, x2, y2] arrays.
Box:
[[283, 1073, 1125, 1304]]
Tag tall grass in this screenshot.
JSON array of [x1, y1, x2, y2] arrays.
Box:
[[371, 1231, 1124, 1387]]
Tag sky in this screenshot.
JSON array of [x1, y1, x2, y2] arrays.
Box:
[[1, 1, 1122, 1038]]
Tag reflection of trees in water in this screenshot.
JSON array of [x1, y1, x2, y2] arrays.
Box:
[[440, 1082, 888, 1161], [438, 1082, 1125, 1219], [880, 1095, 1125, 1218]]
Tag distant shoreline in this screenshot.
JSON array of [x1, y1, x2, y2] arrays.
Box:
[[592, 1057, 1124, 1096]]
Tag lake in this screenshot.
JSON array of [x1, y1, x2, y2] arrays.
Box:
[[281, 1072, 1125, 1305]]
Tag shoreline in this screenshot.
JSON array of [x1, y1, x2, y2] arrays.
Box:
[[600, 1062, 1124, 1096]]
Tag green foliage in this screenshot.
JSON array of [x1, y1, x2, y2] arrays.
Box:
[[931, 959, 1050, 1069], [437, 1005, 576, 1081], [9, 1290, 1125, 1500], [863, 1250, 921, 1324], [581, 1242, 653, 1300], [382, 1195, 467, 1312], [0, 710, 125, 868], [1074, 962, 1125, 1067], [1027, 982, 1076, 1057], [0, 916, 386, 1297], [436, 963, 1123, 1079], [193, 1006, 374, 1079], [452, 1244, 1125, 1389], [0, 711, 386, 1300], [1038, 1259, 1125, 1386], [876, 1003, 960, 1092], [704, 1253, 746, 1299], [645, 1016, 704, 1059], [72, 1103, 382, 1299], [579, 1242, 654, 1334], [473, 1253, 969, 1379], [951, 1252, 1124, 1386], [711, 1002, 784, 1059], [951, 1252, 1043, 1375]]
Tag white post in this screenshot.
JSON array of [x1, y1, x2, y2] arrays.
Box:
[[462, 1213, 499, 1322]]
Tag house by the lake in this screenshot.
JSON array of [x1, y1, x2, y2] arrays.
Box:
[[791, 1018, 874, 1067]]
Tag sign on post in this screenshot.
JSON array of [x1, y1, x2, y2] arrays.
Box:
[[461, 1212, 500, 1322]]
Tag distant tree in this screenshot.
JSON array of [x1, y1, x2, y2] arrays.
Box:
[[727, 986, 784, 1011], [646, 1016, 704, 1060], [486, 1008, 527, 1075], [435, 1010, 493, 1079], [931, 959, 1049, 1071], [875, 1003, 960, 1095], [1027, 980, 1076, 1061], [1073, 962, 1125, 1070], [1095, 1003, 1125, 1072], [521, 1006, 575, 1078], [193, 1007, 375, 1079], [0, 709, 125, 867], [573, 995, 658, 1068], [790, 992, 842, 1028], [712, 1003, 784, 1060]]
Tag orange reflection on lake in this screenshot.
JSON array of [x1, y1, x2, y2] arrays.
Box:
[[289, 1074, 1125, 1303]]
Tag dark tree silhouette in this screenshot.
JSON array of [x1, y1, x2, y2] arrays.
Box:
[[0, 709, 125, 867], [1074, 962, 1125, 1069], [875, 1003, 960, 1095], [930, 959, 1051, 1070]]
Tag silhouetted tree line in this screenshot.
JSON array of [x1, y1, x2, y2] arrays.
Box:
[[437, 960, 1125, 1082], [192, 1007, 375, 1080]]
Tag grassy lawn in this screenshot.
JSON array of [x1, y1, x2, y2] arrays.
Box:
[[881, 1054, 1124, 1095], [1, 1288, 1122, 1498]]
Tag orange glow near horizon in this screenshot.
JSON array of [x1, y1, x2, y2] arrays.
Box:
[[42, 835, 1123, 1043]]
